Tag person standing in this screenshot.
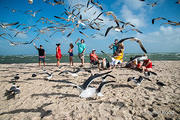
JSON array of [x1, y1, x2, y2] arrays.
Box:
[[56, 43, 62, 67], [75, 38, 86, 67], [33, 43, 46, 67], [68, 43, 74, 66], [109, 39, 118, 56]]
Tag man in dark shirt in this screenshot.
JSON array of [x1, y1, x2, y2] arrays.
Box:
[[33, 43, 46, 67]]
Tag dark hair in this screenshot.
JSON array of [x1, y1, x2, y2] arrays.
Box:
[[56, 43, 60, 46], [70, 43, 74, 48], [81, 39, 85, 43], [40, 45, 42, 47]]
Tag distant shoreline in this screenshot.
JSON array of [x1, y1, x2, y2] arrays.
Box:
[[0, 53, 180, 64]]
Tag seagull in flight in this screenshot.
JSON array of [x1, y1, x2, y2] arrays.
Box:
[[118, 37, 147, 54], [0, 22, 19, 29], [105, 20, 125, 37], [67, 71, 115, 98]]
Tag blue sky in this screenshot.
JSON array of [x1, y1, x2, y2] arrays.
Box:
[[0, 0, 180, 55]]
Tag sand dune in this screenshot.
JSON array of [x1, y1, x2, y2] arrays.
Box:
[[0, 61, 179, 120]]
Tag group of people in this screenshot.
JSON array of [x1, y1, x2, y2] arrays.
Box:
[[33, 38, 86, 67], [33, 38, 153, 73]]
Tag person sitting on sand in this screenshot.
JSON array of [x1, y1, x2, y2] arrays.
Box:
[[75, 38, 86, 67], [89, 49, 102, 69], [126, 55, 147, 68], [68, 43, 74, 66], [141, 58, 153, 72], [56, 43, 62, 67], [33, 43, 45, 67]]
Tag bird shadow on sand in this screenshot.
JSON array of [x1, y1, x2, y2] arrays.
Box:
[[48, 79, 73, 84], [0, 80, 28, 84], [25, 78, 45, 81], [0, 103, 52, 119], [144, 87, 157, 92], [108, 84, 135, 89], [52, 84, 73, 89], [31, 92, 79, 98], [4, 90, 16, 100], [0, 69, 9, 72], [92, 100, 126, 109]]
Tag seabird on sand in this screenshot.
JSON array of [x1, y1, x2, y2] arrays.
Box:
[[128, 76, 151, 85], [4, 84, 20, 99], [68, 71, 115, 98]]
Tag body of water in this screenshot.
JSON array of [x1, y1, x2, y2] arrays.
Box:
[[0, 53, 180, 64]]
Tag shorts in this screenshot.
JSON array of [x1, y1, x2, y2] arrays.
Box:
[[69, 52, 73, 56], [39, 56, 45, 62], [91, 60, 98, 65], [111, 57, 122, 66], [78, 53, 84, 59]]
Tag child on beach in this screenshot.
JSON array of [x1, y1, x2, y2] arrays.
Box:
[[68, 43, 74, 66], [56, 43, 62, 67]]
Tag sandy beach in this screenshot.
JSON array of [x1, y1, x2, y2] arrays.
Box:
[[0, 61, 179, 120]]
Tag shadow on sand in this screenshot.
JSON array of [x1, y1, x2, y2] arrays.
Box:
[[0, 103, 52, 118]]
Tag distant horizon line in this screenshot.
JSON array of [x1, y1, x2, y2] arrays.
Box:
[[0, 52, 180, 56]]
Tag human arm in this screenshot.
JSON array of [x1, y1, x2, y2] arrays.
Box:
[[75, 38, 80, 45], [82, 48, 86, 54], [145, 59, 152, 67], [33, 43, 38, 50], [44, 51, 46, 58], [109, 44, 113, 49], [56, 47, 59, 57]]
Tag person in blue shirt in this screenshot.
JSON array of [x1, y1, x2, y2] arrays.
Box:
[[109, 39, 118, 56], [75, 38, 86, 67]]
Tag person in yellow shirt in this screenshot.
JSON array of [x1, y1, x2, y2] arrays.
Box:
[[111, 43, 124, 66]]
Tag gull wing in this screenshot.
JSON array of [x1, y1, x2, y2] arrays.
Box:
[[96, 81, 115, 93], [105, 26, 113, 37], [81, 71, 112, 90]]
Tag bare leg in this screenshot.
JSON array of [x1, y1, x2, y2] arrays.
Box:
[[69, 56, 71, 65], [57, 59, 60, 67], [71, 56, 73, 66], [39, 61, 41, 67], [43, 62, 45, 67], [81, 58, 84, 66]]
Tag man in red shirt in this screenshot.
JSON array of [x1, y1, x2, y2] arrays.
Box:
[[89, 49, 102, 69]]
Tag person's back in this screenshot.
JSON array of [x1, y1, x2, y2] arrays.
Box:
[[33, 43, 45, 67], [38, 48, 45, 57]]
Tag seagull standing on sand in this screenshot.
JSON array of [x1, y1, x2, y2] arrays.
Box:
[[127, 76, 144, 85], [4, 84, 20, 99]]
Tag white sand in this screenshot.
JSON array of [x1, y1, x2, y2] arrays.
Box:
[[0, 61, 179, 120]]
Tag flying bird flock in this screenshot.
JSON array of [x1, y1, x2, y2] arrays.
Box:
[[0, 0, 178, 53]]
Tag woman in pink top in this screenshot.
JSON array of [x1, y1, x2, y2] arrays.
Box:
[[56, 43, 62, 67]]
